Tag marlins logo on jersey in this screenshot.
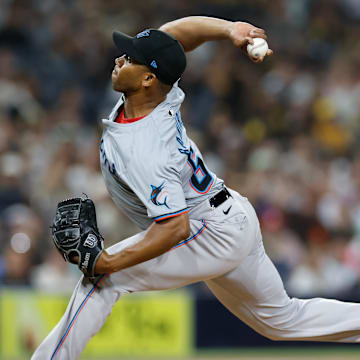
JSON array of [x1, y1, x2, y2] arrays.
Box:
[[150, 181, 170, 209]]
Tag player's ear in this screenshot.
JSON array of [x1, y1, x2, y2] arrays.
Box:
[[142, 72, 156, 88]]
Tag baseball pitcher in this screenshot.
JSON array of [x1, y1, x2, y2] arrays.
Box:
[[32, 16, 360, 360]]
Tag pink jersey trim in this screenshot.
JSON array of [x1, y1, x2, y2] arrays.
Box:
[[170, 220, 207, 251], [154, 209, 188, 222], [189, 177, 214, 194], [51, 275, 107, 359]]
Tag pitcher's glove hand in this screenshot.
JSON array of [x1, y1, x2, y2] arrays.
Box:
[[51, 197, 104, 278]]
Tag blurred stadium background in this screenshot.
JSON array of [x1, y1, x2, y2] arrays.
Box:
[[1, 0, 360, 358]]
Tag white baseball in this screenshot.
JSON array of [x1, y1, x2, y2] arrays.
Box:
[[247, 38, 268, 58]]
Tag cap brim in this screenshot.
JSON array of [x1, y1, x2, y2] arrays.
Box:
[[112, 31, 146, 64]]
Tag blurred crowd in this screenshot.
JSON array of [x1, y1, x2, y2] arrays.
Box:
[[1, 0, 360, 299]]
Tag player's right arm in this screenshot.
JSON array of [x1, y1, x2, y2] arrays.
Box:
[[159, 16, 273, 62]]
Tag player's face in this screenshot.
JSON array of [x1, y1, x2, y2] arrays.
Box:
[[111, 55, 149, 93]]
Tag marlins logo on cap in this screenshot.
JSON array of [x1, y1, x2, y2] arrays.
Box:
[[136, 29, 151, 38]]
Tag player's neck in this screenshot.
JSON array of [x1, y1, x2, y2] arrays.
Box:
[[123, 92, 166, 118]]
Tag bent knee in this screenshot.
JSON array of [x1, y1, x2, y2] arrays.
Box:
[[253, 298, 300, 341]]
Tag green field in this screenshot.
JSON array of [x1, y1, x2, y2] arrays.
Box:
[[55, 347, 360, 360], [92, 347, 360, 360], [195, 348, 360, 359], [5, 347, 360, 360]]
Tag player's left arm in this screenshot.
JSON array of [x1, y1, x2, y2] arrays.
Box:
[[94, 213, 190, 274], [159, 16, 273, 63]]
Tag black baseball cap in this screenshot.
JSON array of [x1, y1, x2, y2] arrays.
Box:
[[112, 28, 186, 85]]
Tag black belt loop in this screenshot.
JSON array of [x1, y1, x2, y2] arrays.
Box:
[[209, 187, 232, 208]]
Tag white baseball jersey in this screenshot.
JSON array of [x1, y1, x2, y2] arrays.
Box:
[[33, 82, 360, 360], [99, 81, 223, 230]]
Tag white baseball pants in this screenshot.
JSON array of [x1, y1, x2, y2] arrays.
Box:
[[32, 190, 360, 359]]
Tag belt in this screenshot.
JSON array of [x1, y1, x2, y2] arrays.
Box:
[[209, 187, 232, 208]]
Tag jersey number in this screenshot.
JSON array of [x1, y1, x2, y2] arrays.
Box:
[[187, 147, 213, 193]]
